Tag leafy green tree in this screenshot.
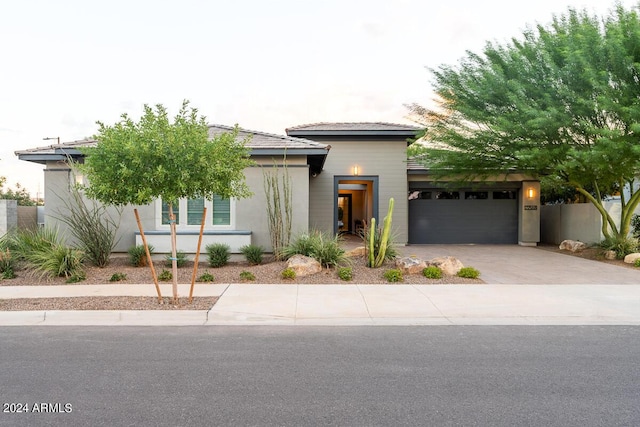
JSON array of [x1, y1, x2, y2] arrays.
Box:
[[408, 4, 640, 242], [0, 176, 38, 206], [80, 101, 253, 301]]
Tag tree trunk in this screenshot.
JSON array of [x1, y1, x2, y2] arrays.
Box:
[[168, 203, 178, 303]]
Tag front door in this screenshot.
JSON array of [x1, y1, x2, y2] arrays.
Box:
[[338, 194, 352, 234]]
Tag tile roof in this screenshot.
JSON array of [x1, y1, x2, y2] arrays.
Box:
[[286, 122, 421, 132], [15, 125, 329, 158]]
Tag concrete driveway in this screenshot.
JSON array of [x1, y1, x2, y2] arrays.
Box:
[[399, 245, 640, 285]]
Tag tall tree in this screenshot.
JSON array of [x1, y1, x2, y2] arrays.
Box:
[[408, 4, 640, 243], [0, 177, 38, 206], [80, 101, 253, 301]]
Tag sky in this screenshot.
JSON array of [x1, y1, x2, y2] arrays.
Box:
[[1, 0, 636, 198]]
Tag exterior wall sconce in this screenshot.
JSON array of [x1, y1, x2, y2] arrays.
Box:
[[353, 165, 360, 176], [526, 187, 535, 199]]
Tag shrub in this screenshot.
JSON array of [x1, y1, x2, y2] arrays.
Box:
[[109, 272, 127, 282], [632, 214, 640, 238], [128, 244, 154, 267], [158, 269, 172, 281], [281, 231, 348, 268], [457, 267, 480, 279], [28, 245, 85, 280], [423, 266, 442, 279], [240, 244, 264, 265], [281, 268, 296, 280], [66, 271, 86, 284], [0, 248, 16, 279], [337, 267, 353, 281], [196, 272, 215, 282], [5, 227, 60, 261], [599, 236, 638, 259], [206, 243, 231, 268], [240, 271, 256, 281], [165, 250, 187, 268], [383, 268, 403, 283], [634, 258, 640, 268]]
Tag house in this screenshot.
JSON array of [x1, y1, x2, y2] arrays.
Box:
[[15, 122, 540, 253]]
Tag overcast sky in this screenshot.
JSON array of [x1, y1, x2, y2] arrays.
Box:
[[0, 0, 635, 198]]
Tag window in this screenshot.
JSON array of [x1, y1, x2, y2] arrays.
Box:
[[465, 191, 488, 200], [493, 191, 517, 200], [159, 196, 233, 229]]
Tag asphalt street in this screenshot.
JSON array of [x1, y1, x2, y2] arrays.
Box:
[[1, 326, 639, 427]]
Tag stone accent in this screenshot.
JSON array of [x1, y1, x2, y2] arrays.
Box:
[[559, 240, 587, 252], [345, 246, 366, 258], [0, 200, 18, 235], [286, 254, 322, 277], [623, 253, 640, 264], [395, 257, 428, 275], [428, 256, 464, 276], [604, 250, 617, 260]]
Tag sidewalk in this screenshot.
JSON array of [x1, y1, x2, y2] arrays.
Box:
[[1, 283, 639, 326]]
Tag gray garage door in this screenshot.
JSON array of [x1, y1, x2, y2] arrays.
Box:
[[408, 189, 518, 244]]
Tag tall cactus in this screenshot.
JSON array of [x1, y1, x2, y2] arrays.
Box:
[[368, 217, 376, 267], [367, 198, 395, 268]]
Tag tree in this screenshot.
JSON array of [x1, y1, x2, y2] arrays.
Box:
[[0, 176, 39, 206], [80, 101, 254, 301], [408, 4, 640, 244]]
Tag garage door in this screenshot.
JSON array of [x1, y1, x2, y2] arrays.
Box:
[[408, 189, 518, 244]]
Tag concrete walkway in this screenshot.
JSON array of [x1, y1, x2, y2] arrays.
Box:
[[1, 246, 639, 326]]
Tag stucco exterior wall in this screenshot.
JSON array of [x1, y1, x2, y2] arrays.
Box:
[[310, 139, 408, 244], [540, 201, 634, 245], [0, 200, 17, 235]]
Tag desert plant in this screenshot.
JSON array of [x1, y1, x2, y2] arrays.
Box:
[[128, 244, 154, 267], [423, 266, 443, 279], [206, 243, 231, 267], [383, 268, 403, 283], [280, 233, 315, 259], [0, 248, 16, 279], [599, 236, 639, 259], [165, 250, 187, 268], [337, 267, 353, 281], [109, 272, 127, 282], [28, 245, 85, 280], [239, 270, 256, 281], [5, 226, 60, 260], [263, 159, 292, 260], [240, 244, 264, 265], [158, 269, 173, 281], [363, 225, 399, 268], [196, 272, 215, 282], [281, 231, 348, 268], [281, 267, 296, 280], [52, 182, 122, 267], [366, 198, 397, 268], [457, 267, 480, 279], [66, 271, 86, 283]]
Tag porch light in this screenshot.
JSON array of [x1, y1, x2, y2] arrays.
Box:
[[353, 165, 360, 176], [526, 187, 535, 199]]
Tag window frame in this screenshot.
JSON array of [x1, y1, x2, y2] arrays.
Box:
[[156, 197, 235, 230]]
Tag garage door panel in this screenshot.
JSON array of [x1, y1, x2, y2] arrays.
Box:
[[409, 193, 518, 244]]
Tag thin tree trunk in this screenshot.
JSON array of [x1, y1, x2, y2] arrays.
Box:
[[168, 203, 178, 303]]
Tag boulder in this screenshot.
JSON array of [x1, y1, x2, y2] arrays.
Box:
[[428, 256, 464, 276], [286, 254, 322, 277], [604, 250, 617, 260], [559, 240, 587, 252], [395, 257, 428, 275], [345, 246, 366, 258], [623, 253, 640, 264]]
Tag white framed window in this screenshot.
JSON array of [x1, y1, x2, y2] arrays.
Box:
[[157, 196, 234, 229]]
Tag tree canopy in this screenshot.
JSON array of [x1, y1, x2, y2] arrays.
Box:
[[0, 177, 38, 206], [408, 3, 640, 240], [81, 101, 253, 206]]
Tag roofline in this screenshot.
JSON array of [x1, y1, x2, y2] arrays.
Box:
[[286, 129, 419, 137]]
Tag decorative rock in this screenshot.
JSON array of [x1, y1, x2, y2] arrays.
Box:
[[559, 240, 587, 252], [428, 256, 464, 276], [286, 254, 322, 277], [604, 250, 617, 260], [395, 257, 428, 275], [345, 246, 366, 258], [623, 253, 640, 264]]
